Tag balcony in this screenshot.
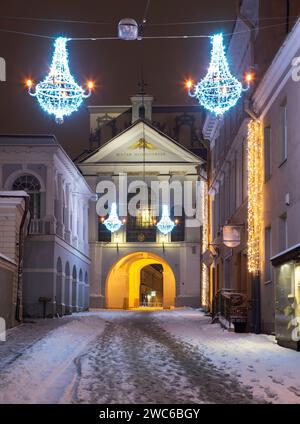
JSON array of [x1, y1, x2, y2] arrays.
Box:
[[29, 218, 45, 235]]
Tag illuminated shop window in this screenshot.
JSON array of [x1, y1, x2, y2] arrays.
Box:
[[12, 174, 41, 219]]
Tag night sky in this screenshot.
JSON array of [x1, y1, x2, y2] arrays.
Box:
[[0, 0, 236, 158]]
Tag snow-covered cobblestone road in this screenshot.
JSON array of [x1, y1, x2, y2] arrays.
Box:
[[0, 310, 299, 404], [74, 312, 254, 404]]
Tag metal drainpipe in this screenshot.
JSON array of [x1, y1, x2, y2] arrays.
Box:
[[236, 0, 258, 121], [236, 0, 256, 67], [0, 194, 30, 322], [237, 1, 261, 334], [251, 271, 262, 334], [15, 196, 30, 322], [286, 0, 290, 34]]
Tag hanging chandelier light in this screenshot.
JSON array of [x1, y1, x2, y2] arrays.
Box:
[[156, 204, 175, 235], [188, 33, 244, 116], [27, 37, 93, 124], [103, 202, 123, 233]]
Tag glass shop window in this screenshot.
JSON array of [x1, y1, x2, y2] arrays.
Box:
[[12, 174, 41, 219], [275, 261, 300, 347], [279, 101, 288, 163]]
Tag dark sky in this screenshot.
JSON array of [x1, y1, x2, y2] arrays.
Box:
[[0, 0, 237, 158]]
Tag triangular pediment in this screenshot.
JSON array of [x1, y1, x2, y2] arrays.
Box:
[[80, 121, 203, 165]]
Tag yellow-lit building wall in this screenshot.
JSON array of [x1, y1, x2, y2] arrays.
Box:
[[105, 252, 176, 309]]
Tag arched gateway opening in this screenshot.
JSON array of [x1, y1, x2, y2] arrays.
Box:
[[105, 252, 176, 309]]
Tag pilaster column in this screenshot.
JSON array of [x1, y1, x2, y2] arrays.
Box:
[[72, 277, 79, 312], [83, 204, 89, 252], [72, 194, 78, 248], [64, 275, 73, 314], [56, 271, 65, 316], [0, 164, 3, 189], [44, 165, 56, 234], [78, 282, 85, 310], [56, 173, 65, 237], [84, 284, 89, 310], [64, 183, 72, 243], [77, 200, 84, 252]]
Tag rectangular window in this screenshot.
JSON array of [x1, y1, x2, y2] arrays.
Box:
[[236, 146, 243, 208], [242, 138, 248, 201], [230, 157, 236, 216], [214, 192, 220, 239], [98, 221, 111, 242], [223, 256, 231, 289], [279, 101, 288, 163], [171, 208, 185, 242], [225, 171, 230, 221], [279, 214, 288, 252], [264, 227, 272, 282], [126, 192, 157, 242], [220, 183, 225, 226], [264, 126, 271, 181], [212, 198, 216, 240], [211, 148, 215, 173]]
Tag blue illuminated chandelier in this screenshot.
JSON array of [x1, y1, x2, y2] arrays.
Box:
[[188, 33, 243, 116], [103, 203, 123, 233], [156, 205, 175, 235], [27, 37, 93, 124]]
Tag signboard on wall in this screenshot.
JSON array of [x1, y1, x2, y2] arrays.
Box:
[[222, 226, 242, 248], [0, 58, 5, 81]]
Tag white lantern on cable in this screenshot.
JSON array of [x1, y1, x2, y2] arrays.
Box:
[[103, 202, 123, 233], [118, 18, 139, 40], [156, 204, 175, 235], [222, 225, 241, 248]]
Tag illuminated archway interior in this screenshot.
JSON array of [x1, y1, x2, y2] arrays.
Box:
[[106, 252, 176, 309], [140, 264, 163, 307]]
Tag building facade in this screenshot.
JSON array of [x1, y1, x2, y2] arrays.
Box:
[[0, 91, 207, 317], [0, 135, 92, 318], [0, 191, 29, 328], [204, 0, 300, 336], [78, 94, 206, 309], [252, 18, 300, 347]]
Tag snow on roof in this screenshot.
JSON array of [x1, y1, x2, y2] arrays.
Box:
[[0, 191, 29, 197], [0, 134, 58, 145], [0, 252, 16, 265]]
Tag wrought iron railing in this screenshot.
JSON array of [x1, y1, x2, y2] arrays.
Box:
[[29, 218, 44, 234], [139, 300, 163, 308], [212, 289, 248, 332]]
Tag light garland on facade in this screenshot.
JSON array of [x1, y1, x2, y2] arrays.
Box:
[[188, 33, 243, 116], [201, 180, 209, 308], [156, 204, 175, 235], [103, 202, 123, 233], [28, 37, 92, 124], [247, 120, 263, 274]]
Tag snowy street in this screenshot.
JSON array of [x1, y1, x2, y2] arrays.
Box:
[[0, 310, 299, 404]]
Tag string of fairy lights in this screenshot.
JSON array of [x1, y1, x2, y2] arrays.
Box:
[[201, 180, 209, 308], [247, 120, 263, 275], [27, 37, 93, 124], [0, 12, 290, 124], [23, 30, 253, 124], [187, 33, 248, 116], [0, 11, 270, 259], [1, 12, 291, 124]]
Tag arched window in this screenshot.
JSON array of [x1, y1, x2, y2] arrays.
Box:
[[171, 205, 185, 242], [12, 175, 41, 219], [126, 187, 157, 242], [139, 105, 145, 119]]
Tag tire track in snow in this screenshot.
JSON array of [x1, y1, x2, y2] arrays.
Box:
[[75, 313, 258, 404]]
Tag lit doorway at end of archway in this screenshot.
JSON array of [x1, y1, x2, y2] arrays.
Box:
[[140, 264, 163, 309]]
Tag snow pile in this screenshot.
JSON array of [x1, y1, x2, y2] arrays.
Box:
[[0, 316, 105, 404], [154, 310, 300, 404]]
